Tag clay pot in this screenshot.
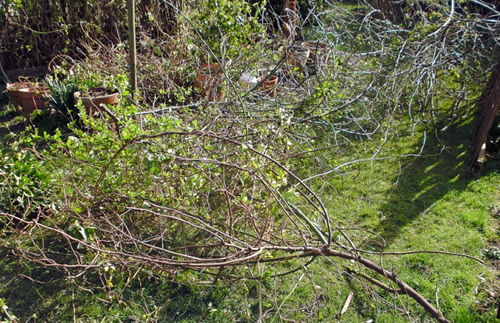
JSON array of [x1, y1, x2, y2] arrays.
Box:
[[260, 75, 279, 98], [301, 41, 331, 74], [288, 47, 311, 72], [194, 63, 225, 101], [17, 86, 50, 116], [282, 0, 297, 39], [7, 82, 32, 107], [74, 89, 119, 116]]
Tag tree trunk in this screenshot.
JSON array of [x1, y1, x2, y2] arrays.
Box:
[[282, 0, 297, 39], [374, 0, 404, 24], [468, 63, 500, 174]]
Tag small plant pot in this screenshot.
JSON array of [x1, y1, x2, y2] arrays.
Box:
[[260, 75, 279, 98], [301, 41, 331, 74], [288, 48, 311, 72], [17, 87, 50, 116], [74, 88, 119, 116], [7, 82, 32, 107], [194, 63, 225, 101]]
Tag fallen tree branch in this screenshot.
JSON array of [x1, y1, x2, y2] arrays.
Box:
[[1, 210, 451, 323], [319, 246, 450, 323], [358, 249, 484, 264]]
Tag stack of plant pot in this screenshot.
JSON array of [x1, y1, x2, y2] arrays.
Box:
[[288, 46, 311, 72], [288, 41, 331, 75], [194, 63, 226, 101], [7, 81, 51, 116], [302, 41, 331, 75]]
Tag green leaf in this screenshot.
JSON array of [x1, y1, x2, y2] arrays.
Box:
[[282, 191, 295, 201], [73, 206, 85, 213]]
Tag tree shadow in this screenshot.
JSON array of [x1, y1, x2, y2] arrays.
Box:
[[371, 120, 493, 247]]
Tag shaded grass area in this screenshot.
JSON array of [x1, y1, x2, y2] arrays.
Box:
[[0, 247, 250, 322], [0, 102, 26, 139], [0, 101, 74, 144], [375, 122, 484, 245]]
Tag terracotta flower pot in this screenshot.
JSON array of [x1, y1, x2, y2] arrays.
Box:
[[7, 82, 32, 107], [288, 48, 310, 72], [17, 86, 50, 116], [301, 41, 331, 74], [260, 75, 279, 98], [74, 89, 119, 116], [194, 63, 225, 101]]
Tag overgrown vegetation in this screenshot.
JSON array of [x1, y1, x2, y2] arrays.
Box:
[[1, 0, 500, 322]]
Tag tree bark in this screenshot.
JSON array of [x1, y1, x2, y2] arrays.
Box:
[[374, 0, 404, 24], [282, 0, 297, 39], [468, 63, 500, 174]]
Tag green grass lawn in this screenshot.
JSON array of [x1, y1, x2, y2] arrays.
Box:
[[285, 116, 500, 322], [1, 0, 499, 319], [1, 108, 498, 322]]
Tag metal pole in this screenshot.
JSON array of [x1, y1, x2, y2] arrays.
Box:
[[127, 0, 137, 92]]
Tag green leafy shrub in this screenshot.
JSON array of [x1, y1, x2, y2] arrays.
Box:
[[186, 0, 265, 61], [0, 141, 53, 219]]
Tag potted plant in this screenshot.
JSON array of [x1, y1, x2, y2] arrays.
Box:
[[7, 80, 50, 116], [74, 87, 120, 117], [45, 75, 79, 121], [6, 81, 30, 107]]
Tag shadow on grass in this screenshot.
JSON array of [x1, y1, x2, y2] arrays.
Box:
[[0, 105, 72, 140], [0, 246, 240, 322], [372, 119, 494, 247], [0, 101, 26, 139]]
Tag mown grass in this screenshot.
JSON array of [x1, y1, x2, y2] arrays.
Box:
[[1, 61, 499, 322], [2, 107, 497, 322], [287, 115, 500, 322]]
